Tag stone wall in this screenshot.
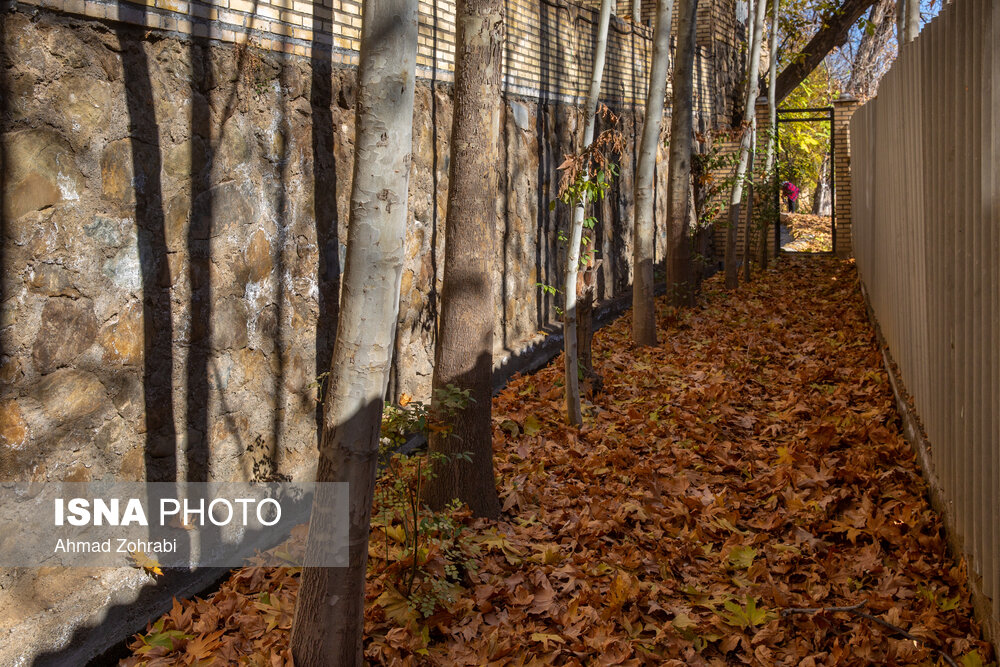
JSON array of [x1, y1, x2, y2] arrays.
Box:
[[0, 1, 744, 661], [0, 6, 682, 486]]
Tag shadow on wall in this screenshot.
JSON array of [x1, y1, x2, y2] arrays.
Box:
[[312, 0, 340, 422], [23, 0, 338, 658]]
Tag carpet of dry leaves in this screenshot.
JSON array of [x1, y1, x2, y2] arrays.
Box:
[[122, 257, 993, 666], [782, 214, 834, 253]]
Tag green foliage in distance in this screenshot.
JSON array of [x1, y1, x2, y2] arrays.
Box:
[[778, 66, 839, 206]]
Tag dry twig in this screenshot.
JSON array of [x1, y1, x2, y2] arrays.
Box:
[[782, 601, 959, 667]]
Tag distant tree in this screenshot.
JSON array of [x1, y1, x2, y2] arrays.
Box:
[[780, 67, 836, 208], [725, 0, 766, 289], [289, 0, 418, 663], [903, 0, 919, 42], [847, 0, 895, 99], [896, 0, 905, 43], [665, 0, 700, 305], [632, 0, 675, 346], [423, 0, 504, 518]]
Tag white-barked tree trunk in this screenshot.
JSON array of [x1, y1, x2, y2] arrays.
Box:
[[289, 1, 418, 664], [632, 0, 675, 345], [564, 0, 612, 425]]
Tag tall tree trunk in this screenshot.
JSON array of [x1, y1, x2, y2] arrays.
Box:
[[423, 0, 504, 517], [634, 0, 641, 23], [903, 0, 918, 43], [725, 0, 765, 289], [289, 0, 417, 663], [563, 0, 611, 426], [812, 155, 831, 215], [665, 0, 699, 306], [632, 0, 674, 346], [760, 0, 779, 270], [741, 119, 756, 282]]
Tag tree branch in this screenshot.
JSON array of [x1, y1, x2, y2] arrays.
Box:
[[781, 601, 869, 615], [773, 0, 877, 103]]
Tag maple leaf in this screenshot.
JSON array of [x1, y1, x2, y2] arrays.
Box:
[[961, 650, 986, 667], [136, 618, 193, 654], [375, 586, 419, 627], [523, 414, 543, 436], [183, 628, 225, 662], [671, 612, 697, 630], [727, 545, 758, 570], [720, 595, 776, 630]]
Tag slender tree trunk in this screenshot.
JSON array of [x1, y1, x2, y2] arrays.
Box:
[[760, 0, 778, 270], [741, 119, 755, 282], [725, 0, 765, 289], [424, 0, 504, 517], [896, 0, 905, 45], [634, 0, 641, 23], [563, 0, 611, 426], [665, 0, 699, 306], [289, 1, 417, 663], [903, 0, 918, 43], [812, 155, 831, 215], [632, 0, 674, 345]]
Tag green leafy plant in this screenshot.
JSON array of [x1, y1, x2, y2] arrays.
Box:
[[372, 385, 481, 620]]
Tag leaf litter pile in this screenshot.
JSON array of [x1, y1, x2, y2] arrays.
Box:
[[781, 213, 833, 253], [123, 257, 993, 666]]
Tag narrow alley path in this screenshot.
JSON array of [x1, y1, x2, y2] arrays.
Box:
[[124, 257, 991, 666]]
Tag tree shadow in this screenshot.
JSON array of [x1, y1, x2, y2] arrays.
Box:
[[312, 12, 341, 443]]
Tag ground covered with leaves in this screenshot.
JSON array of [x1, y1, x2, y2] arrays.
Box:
[[781, 213, 833, 252], [123, 257, 992, 666]]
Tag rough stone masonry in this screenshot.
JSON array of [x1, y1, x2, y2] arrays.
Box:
[[0, 1, 743, 661]]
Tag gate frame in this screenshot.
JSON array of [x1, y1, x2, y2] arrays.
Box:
[[774, 106, 836, 256]]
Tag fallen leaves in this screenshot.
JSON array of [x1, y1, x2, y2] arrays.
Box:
[[123, 257, 993, 666], [781, 213, 834, 252]]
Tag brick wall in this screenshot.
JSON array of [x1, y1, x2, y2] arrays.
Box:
[[10, 0, 741, 112], [832, 95, 858, 257]]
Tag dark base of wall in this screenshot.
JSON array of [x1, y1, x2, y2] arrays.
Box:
[[29, 567, 229, 667], [860, 282, 999, 657]]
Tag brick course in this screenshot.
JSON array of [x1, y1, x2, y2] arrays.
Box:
[[12, 0, 742, 114]]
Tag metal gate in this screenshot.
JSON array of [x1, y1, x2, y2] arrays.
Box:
[[774, 106, 835, 255]]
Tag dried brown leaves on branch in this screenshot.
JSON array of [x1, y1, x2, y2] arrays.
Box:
[[556, 104, 627, 198], [122, 257, 992, 666]]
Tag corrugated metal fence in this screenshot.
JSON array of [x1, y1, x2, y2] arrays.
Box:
[[850, 0, 999, 626]]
